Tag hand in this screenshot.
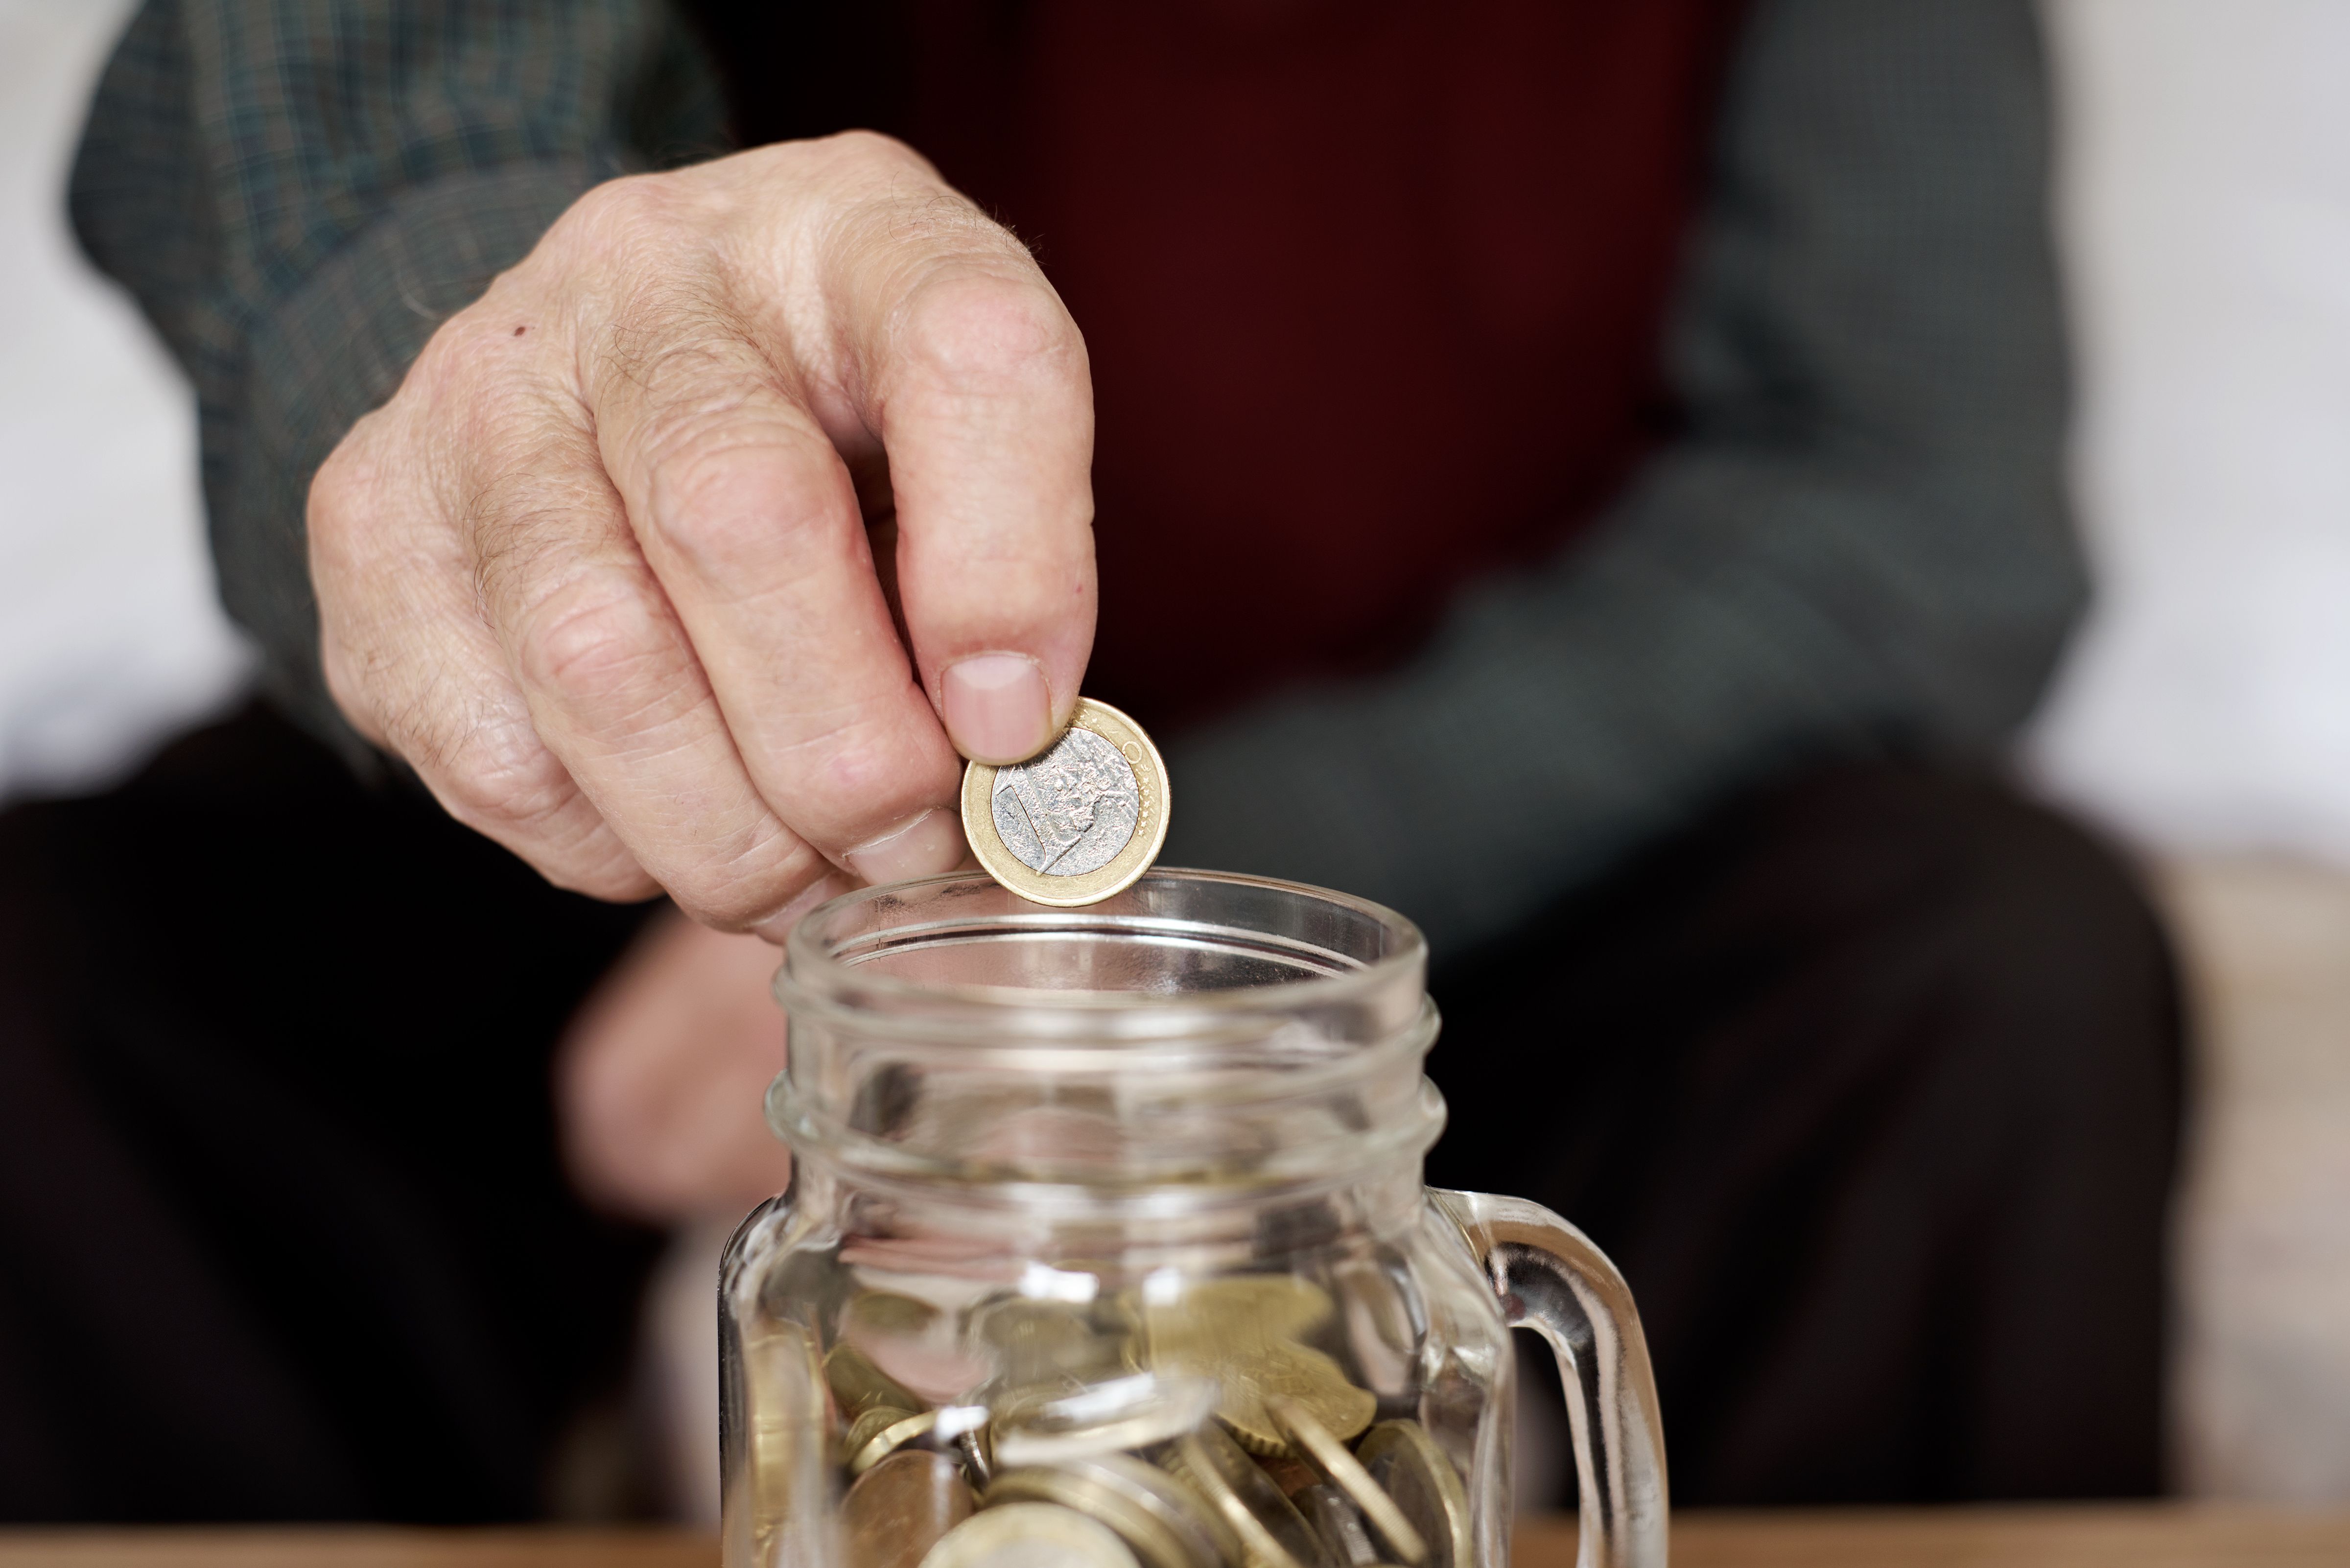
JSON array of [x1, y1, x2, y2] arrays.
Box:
[[559, 908, 795, 1221], [311, 133, 1095, 936]]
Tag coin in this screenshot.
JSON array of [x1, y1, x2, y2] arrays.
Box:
[[1165, 1422, 1336, 1568], [848, 1407, 941, 1476], [990, 1371, 1220, 1466], [844, 1449, 976, 1568], [829, 1340, 927, 1421], [739, 1318, 827, 1557], [1294, 1484, 1383, 1568], [919, 1501, 1142, 1568], [1353, 1422, 1473, 1568], [1142, 1278, 1335, 1355], [962, 698, 1170, 907], [1204, 1342, 1377, 1457], [1255, 1454, 1321, 1498], [842, 1404, 916, 1463], [1139, 1279, 1368, 1458], [1271, 1398, 1426, 1565], [954, 1427, 995, 1489], [987, 1456, 1224, 1568], [972, 1296, 1132, 1386]]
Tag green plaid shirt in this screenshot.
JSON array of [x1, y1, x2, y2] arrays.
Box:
[[69, 0, 2081, 955]]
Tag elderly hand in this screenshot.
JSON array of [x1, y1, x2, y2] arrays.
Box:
[[311, 134, 1094, 937]]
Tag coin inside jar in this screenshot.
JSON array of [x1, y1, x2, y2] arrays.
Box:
[[986, 1457, 1221, 1568], [1353, 1422, 1473, 1568], [1165, 1422, 1335, 1568], [847, 1407, 940, 1476], [844, 1449, 976, 1568], [919, 1500, 1142, 1568], [1142, 1277, 1335, 1353], [989, 1371, 1219, 1467], [961, 698, 1169, 907], [1270, 1397, 1426, 1565], [1198, 1342, 1377, 1458], [1294, 1484, 1383, 1568]]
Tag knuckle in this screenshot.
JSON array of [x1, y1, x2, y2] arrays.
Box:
[[508, 568, 677, 699], [808, 128, 937, 186], [640, 421, 846, 583], [558, 171, 676, 250], [895, 270, 1083, 398], [413, 710, 571, 830], [416, 715, 655, 901], [671, 840, 834, 932]]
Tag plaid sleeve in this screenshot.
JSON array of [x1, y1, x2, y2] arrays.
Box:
[[68, 0, 727, 765]]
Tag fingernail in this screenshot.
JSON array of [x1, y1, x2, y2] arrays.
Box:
[[842, 808, 966, 887], [942, 653, 1052, 763], [751, 873, 852, 946]]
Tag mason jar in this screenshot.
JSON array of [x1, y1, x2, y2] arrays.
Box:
[[721, 869, 1667, 1568]]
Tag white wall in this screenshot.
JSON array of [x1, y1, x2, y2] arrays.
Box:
[[2039, 0, 2350, 1502], [2029, 0, 2350, 866], [0, 0, 250, 802]]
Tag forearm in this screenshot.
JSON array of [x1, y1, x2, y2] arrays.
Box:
[[1163, 445, 2077, 955]]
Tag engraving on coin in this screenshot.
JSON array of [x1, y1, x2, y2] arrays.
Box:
[[962, 698, 1172, 908], [992, 725, 1141, 877]]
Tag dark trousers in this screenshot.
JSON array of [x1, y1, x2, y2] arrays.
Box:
[[0, 706, 659, 1522], [0, 705, 2179, 1520], [1427, 762, 2183, 1504]]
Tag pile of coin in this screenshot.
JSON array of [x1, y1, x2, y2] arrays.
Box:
[[790, 1276, 1475, 1568]]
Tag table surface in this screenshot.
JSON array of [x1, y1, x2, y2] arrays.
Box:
[[1, 1507, 2346, 1567]]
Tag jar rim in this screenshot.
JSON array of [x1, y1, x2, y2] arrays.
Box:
[[778, 867, 1428, 1019]]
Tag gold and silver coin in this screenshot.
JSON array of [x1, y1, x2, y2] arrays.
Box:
[[986, 1455, 1228, 1568], [920, 1500, 1143, 1568], [752, 1274, 1486, 1568], [962, 697, 1170, 907], [846, 1407, 940, 1476], [1293, 1484, 1384, 1568], [1353, 1421, 1473, 1568], [1271, 1399, 1426, 1566], [844, 1449, 976, 1568], [1166, 1422, 1334, 1568], [1141, 1278, 1372, 1458]]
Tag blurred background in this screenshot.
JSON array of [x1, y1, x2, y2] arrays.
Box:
[[2, 0, 2346, 1509]]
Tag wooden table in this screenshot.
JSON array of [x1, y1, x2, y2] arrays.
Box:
[[2, 1508, 2346, 1567]]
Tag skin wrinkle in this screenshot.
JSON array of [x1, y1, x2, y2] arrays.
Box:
[[304, 131, 1091, 923]]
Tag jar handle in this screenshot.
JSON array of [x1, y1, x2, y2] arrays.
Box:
[[1430, 1189, 1669, 1568]]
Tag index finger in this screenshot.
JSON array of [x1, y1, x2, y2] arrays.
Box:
[[801, 145, 1098, 765]]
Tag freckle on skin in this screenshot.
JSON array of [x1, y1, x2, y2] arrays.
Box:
[[514, 326, 527, 336]]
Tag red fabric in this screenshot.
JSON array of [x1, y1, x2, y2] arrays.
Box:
[[909, 0, 1739, 726]]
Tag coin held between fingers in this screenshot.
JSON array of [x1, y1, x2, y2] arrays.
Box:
[[962, 698, 1170, 906]]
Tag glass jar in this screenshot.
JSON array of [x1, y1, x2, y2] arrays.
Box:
[[722, 870, 1666, 1568]]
